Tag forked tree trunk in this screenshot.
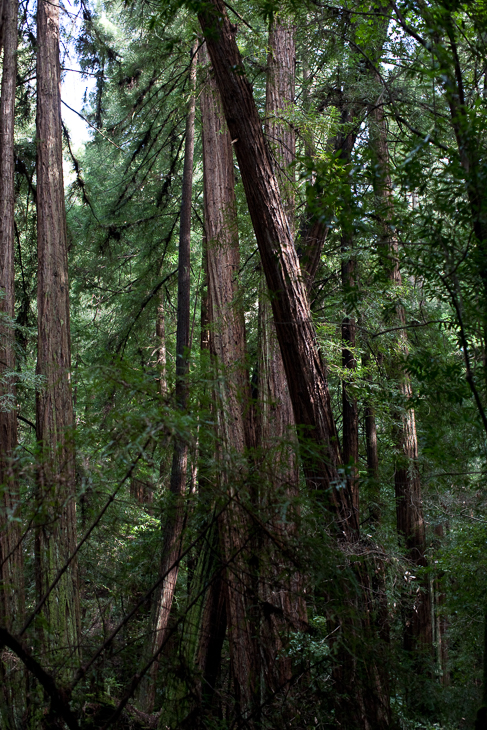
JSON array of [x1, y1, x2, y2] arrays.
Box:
[[200, 40, 258, 722], [138, 44, 197, 714], [0, 0, 25, 721], [258, 16, 306, 701], [369, 77, 433, 655], [35, 0, 80, 674], [198, 5, 392, 727]]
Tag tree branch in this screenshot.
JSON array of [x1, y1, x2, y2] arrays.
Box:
[[0, 628, 81, 730]]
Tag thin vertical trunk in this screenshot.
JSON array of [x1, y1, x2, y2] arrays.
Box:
[[156, 289, 167, 396], [35, 0, 80, 673], [258, 16, 305, 700], [333, 101, 390, 730], [341, 331, 358, 498], [341, 256, 359, 514], [138, 44, 197, 714], [433, 523, 449, 686], [299, 56, 331, 289], [200, 40, 257, 722], [369, 76, 433, 655], [362, 351, 381, 523], [0, 0, 25, 722], [338, 111, 359, 517]]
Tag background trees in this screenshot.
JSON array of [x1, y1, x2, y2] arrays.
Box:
[[1, 0, 487, 728]]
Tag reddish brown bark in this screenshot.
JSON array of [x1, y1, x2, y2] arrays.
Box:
[[200, 40, 258, 720], [0, 0, 22, 625], [260, 16, 297, 468], [258, 17, 306, 700], [35, 0, 80, 672], [0, 0, 25, 720], [197, 7, 393, 727], [198, 0, 357, 538]]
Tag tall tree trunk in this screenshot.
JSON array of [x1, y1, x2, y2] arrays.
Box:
[[200, 40, 258, 723], [0, 0, 25, 722], [258, 16, 305, 702], [35, 0, 80, 675], [369, 76, 433, 658], [139, 44, 197, 714], [198, 6, 392, 728], [198, 1, 356, 534]]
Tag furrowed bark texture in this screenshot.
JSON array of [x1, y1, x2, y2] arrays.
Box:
[[370, 78, 432, 654], [0, 0, 25, 721], [198, 0, 357, 538], [198, 7, 392, 727], [200, 40, 258, 720], [139, 45, 197, 714], [36, 0, 80, 672], [258, 16, 306, 700], [260, 16, 297, 472]]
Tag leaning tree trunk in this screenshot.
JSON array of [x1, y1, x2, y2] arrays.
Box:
[[138, 44, 197, 715], [0, 0, 25, 722], [198, 0, 355, 533], [258, 16, 306, 703], [369, 74, 433, 658], [35, 0, 80, 676], [198, 5, 392, 728]]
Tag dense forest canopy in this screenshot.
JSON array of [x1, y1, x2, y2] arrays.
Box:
[[1, 0, 487, 728]]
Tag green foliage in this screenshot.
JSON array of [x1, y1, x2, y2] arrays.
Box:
[[4, 0, 487, 727]]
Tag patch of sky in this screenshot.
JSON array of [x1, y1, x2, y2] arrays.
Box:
[[61, 0, 96, 150]]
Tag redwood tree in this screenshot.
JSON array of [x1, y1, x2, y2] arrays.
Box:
[[197, 3, 391, 726], [258, 15, 306, 699], [35, 0, 80, 671], [0, 0, 25, 720], [201, 39, 258, 721]]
